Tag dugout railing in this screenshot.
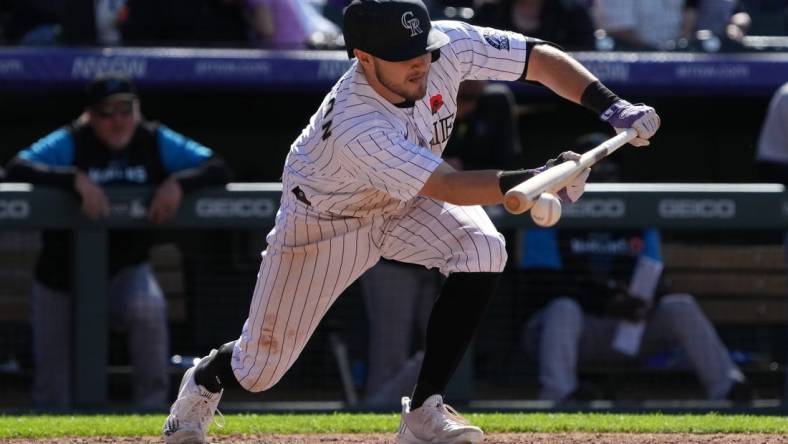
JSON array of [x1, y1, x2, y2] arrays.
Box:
[[0, 182, 786, 410]]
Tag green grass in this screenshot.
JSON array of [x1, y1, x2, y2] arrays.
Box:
[[1, 413, 788, 438]]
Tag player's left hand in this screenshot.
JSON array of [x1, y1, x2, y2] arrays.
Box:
[[148, 177, 183, 224], [601, 100, 661, 147], [542, 151, 590, 204]]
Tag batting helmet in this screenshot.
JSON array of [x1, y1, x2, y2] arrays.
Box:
[[343, 0, 450, 62]]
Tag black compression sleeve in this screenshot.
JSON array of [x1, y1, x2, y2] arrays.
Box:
[[194, 341, 242, 393], [498, 169, 539, 195], [520, 38, 566, 81], [580, 81, 620, 116], [4, 157, 78, 188], [411, 272, 501, 408]]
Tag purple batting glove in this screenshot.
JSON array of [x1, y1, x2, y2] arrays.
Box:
[[539, 151, 589, 204], [556, 168, 590, 203], [601, 100, 661, 147]]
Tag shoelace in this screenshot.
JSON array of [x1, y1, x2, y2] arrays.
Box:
[[439, 402, 471, 426], [169, 392, 225, 433], [420, 401, 471, 432], [194, 396, 225, 432], [212, 408, 226, 429]]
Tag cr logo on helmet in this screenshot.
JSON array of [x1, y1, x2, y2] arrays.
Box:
[[401, 11, 423, 37]]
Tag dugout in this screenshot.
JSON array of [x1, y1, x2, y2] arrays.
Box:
[[0, 49, 786, 410]]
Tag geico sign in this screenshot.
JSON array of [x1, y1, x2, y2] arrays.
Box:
[[195, 198, 276, 218], [563, 198, 625, 218], [0, 199, 30, 219], [658, 199, 735, 218]]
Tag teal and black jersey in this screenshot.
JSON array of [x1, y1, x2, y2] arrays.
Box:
[[6, 119, 228, 291], [13, 120, 215, 187]]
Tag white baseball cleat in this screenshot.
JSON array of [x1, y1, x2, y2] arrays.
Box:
[[162, 351, 224, 444], [396, 394, 484, 444]]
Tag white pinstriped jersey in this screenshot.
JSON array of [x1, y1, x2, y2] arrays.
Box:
[[162, 1, 597, 424], [230, 21, 528, 392], [282, 20, 530, 218]]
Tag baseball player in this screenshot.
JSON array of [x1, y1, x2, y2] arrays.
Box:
[[163, 0, 660, 443]]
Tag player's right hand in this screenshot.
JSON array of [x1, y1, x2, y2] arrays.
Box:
[[601, 100, 660, 147], [74, 171, 110, 220], [147, 177, 183, 224]]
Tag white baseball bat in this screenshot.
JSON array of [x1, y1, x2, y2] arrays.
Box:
[[503, 128, 638, 214]]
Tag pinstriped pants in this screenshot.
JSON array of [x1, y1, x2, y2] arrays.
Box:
[[231, 193, 507, 392]]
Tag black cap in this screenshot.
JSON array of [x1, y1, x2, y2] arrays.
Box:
[[84, 76, 137, 108], [343, 0, 449, 62]]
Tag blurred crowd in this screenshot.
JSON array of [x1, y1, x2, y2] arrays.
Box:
[[0, 0, 785, 51]]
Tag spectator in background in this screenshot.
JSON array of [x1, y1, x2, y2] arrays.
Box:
[[756, 85, 788, 403], [592, 0, 698, 51], [756, 82, 788, 183], [360, 81, 521, 407], [477, 0, 596, 51], [687, 0, 751, 52], [323, 0, 443, 27], [4, 76, 231, 411], [519, 141, 752, 404], [122, 0, 248, 47], [94, 0, 128, 46], [695, 0, 747, 38], [5, 0, 130, 46], [244, 0, 342, 49], [1, 0, 65, 45], [756, 82, 788, 263], [738, 0, 787, 37]]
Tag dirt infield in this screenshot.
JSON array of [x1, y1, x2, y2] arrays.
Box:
[[6, 434, 788, 443]]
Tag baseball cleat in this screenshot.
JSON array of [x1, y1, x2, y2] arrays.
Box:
[[162, 351, 224, 444], [396, 395, 484, 444]]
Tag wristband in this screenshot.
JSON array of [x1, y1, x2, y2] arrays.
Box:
[[498, 169, 539, 195], [580, 81, 620, 116]]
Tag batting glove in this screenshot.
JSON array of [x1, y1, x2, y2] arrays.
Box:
[[542, 151, 590, 204], [601, 100, 661, 147]]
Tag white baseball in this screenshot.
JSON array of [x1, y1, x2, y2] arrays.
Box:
[[530, 192, 562, 227]]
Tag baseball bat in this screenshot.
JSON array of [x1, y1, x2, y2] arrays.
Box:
[[503, 128, 638, 214]]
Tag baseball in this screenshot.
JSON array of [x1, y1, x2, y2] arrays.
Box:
[[530, 192, 562, 227]]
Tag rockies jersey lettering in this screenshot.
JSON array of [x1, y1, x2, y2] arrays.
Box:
[[284, 21, 529, 217], [430, 112, 455, 146]]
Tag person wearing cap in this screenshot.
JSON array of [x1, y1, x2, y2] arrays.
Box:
[[162, 1, 660, 443], [5, 76, 230, 411], [518, 142, 752, 405]]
